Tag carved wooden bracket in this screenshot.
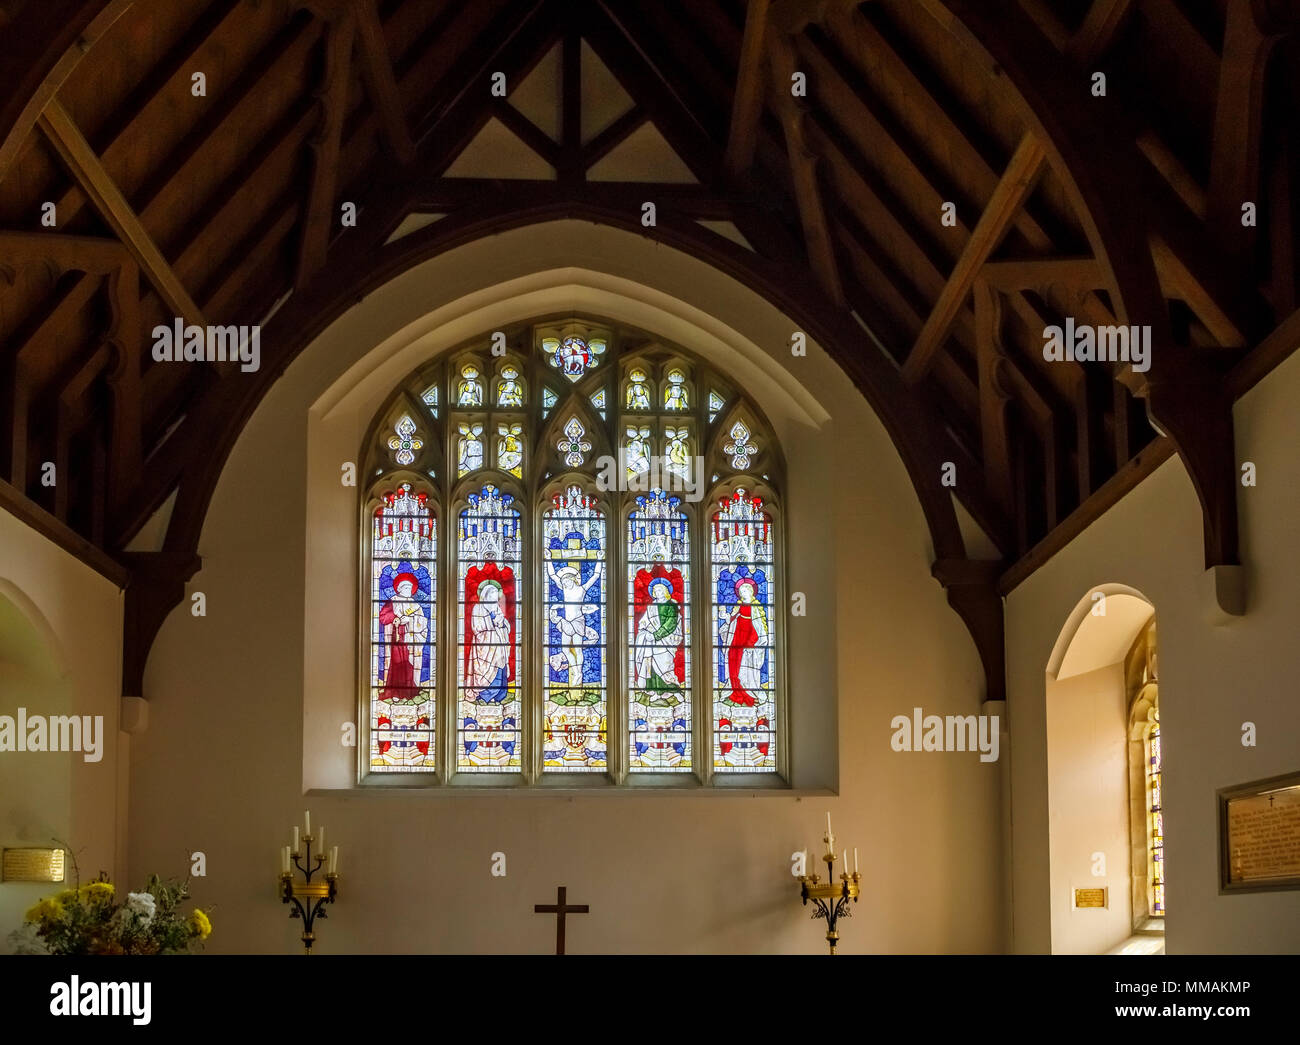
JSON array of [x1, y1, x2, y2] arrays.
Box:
[[932, 557, 1005, 702], [119, 550, 201, 699]]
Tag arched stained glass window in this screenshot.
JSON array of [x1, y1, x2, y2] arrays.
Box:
[[359, 318, 785, 786]]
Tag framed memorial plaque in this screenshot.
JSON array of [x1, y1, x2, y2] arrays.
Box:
[[1218, 771, 1300, 893]]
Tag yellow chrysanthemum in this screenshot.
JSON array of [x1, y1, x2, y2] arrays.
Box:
[[24, 897, 64, 924], [189, 908, 212, 939], [80, 881, 115, 902]]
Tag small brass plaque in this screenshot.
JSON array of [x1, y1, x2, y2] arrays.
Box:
[[1074, 887, 1107, 908], [2, 847, 66, 883]]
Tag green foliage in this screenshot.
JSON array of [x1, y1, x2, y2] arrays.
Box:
[[9, 851, 211, 955]]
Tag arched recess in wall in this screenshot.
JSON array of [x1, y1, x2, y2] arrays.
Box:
[[0, 581, 73, 951], [1044, 584, 1163, 955]]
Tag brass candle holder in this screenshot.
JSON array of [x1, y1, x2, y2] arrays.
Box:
[[797, 822, 860, 954], [278, 814, 339, 954]]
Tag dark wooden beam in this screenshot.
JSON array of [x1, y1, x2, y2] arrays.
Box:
[[932, 557, 1005, 702], [296, 14, 356, 287], [999, 437, 1175, 594], [0, 0, 129, 183], [38, 99, 207, 329], [581, 106, 648, 169], [1206, 1, 1283, 272], [974, 280, 1015, 521], [351, 0, 415, 164], [0, 478, 130, 587], [1064, 0, 1137, 64], [724, 0, 770, 179], [981, 256, 1104, 291], [120, 550, 202, 699], [924, 0, 1243, 570], [767, 30, 844, 306], [492, 99, 562, 168], [902, 134, 1046, 384]]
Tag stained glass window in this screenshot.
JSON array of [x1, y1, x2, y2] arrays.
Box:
[[664, 367, 689, 410], [626, 367, 652, 410], [388, 415, 423, 466], [558, 417, 591, 466], [542, 487, 607, 772], [623, 425, 651, 481], [363, 322, 784, 786], [708, 389, 725, 421], [496, 423, 523, 478], [496, 365, 524, 407], [1149, 712, 1164, 914], [711, 490, 776, 772], [457, 422, 484, 476], [628, 490, 691, 771], [545, 335, 605, 381], [663, 426, 690, 483], [724, 421, 756, 470], [457, 364, 484, 406], [457, 485, 522, 772], [370, 483, 436, 773]]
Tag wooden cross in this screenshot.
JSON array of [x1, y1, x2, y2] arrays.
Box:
[[534, 885, 589, 955]]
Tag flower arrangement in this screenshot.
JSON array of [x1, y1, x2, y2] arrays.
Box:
[[10, 848, 211, 955]]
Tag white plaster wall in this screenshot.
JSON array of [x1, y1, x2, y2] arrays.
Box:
[[1007, 346, 1300, 954], [0, 512, 125, 948], [1046, 662, 1132, 952], [128, 220, 1000, 954]]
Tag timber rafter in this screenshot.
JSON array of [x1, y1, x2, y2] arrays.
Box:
[[0, 0, 1297, 700]]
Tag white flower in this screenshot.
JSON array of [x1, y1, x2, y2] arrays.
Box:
[[124, 892, 156, 925]]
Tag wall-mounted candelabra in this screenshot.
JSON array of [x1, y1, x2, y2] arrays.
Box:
[[278, 810, 340, 954], [797, 813, 860, 955]]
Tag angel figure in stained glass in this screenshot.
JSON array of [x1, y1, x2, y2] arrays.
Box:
[[457, 364, 484, 406], [458, 423, 484, 475], [664, 368, 689, 410], [624, 425, 651, 480], [496, 365, 524, 407], [664, 427, 690, 481], [626, 367, 652, 410], [497, 423, 523, 477]]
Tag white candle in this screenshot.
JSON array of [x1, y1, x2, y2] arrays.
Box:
[[842, 850, 847, 872], [826, 811, 832, 837], [854, 847, 859, 873], [329, 846, 339, 875], [317, 826, 324, 856], [292, 826, 299, 853], [281, 846, 289, 874], [304, 810, 311, 836]]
